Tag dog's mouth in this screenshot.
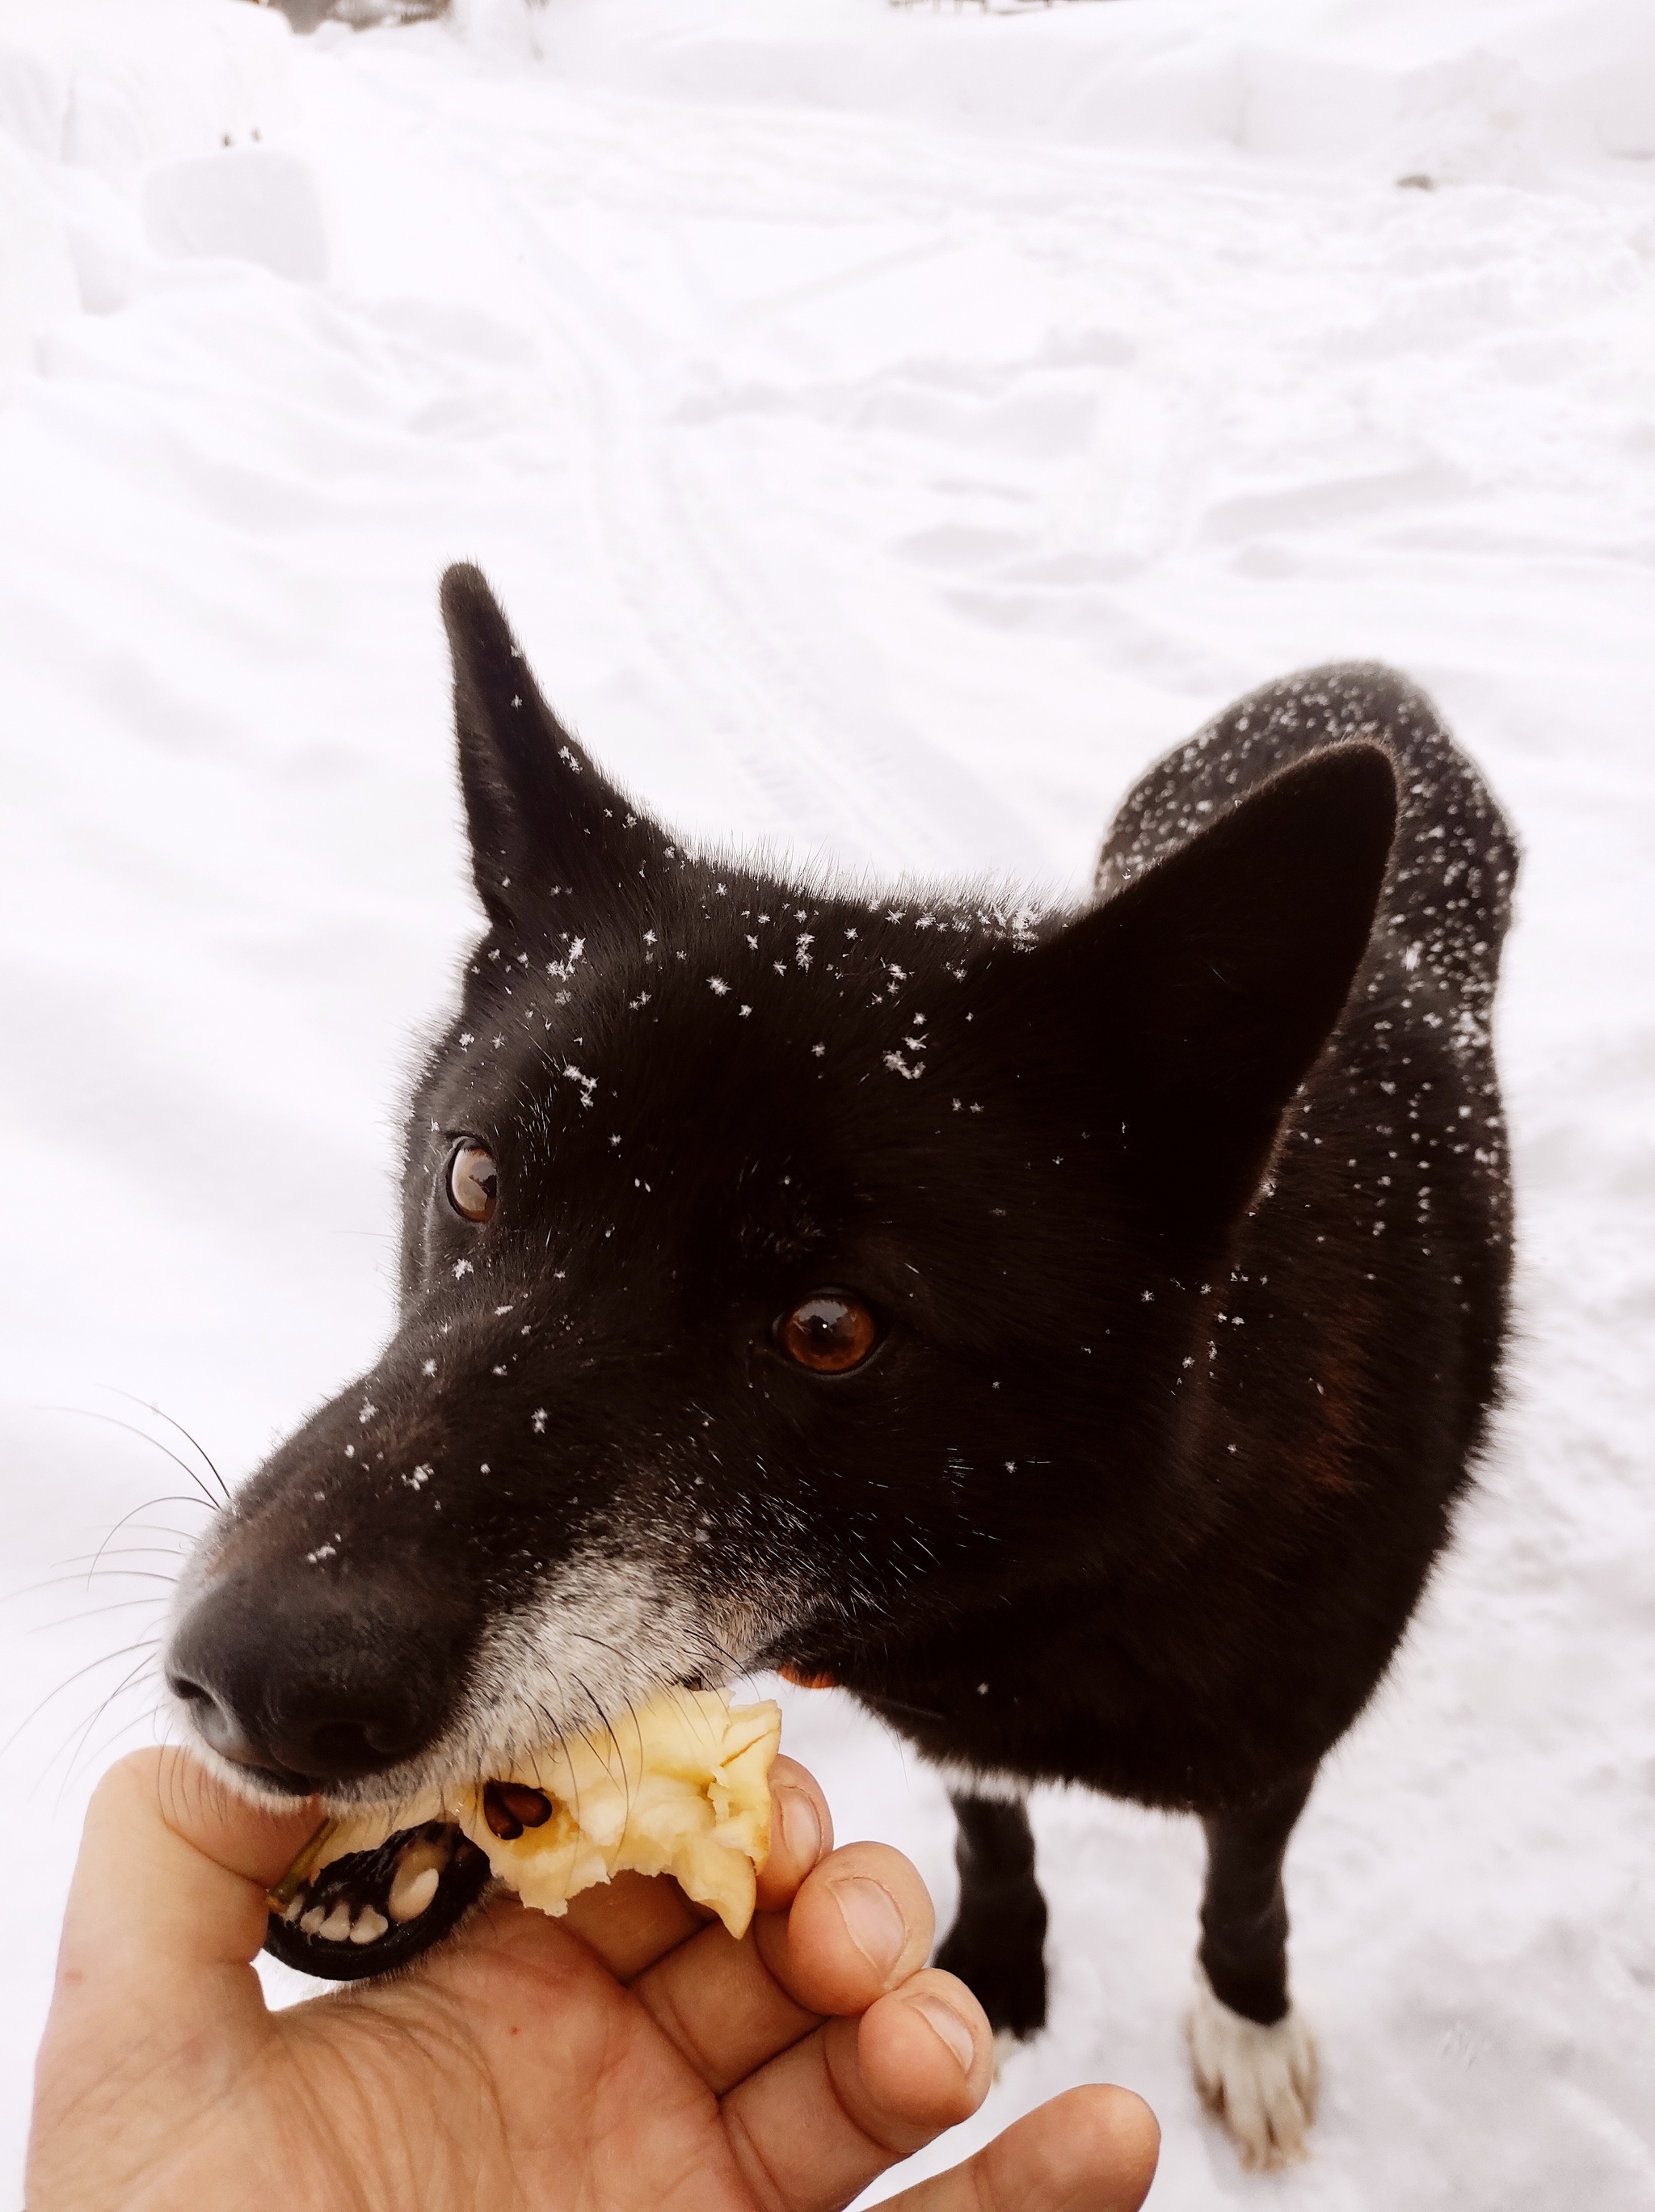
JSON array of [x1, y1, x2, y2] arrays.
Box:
[[263, 1818, 491, 1982], [258, 1682, 782, 1983]]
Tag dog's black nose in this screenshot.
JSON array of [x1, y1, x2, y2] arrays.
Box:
[[166, 1567, 467, 1790]]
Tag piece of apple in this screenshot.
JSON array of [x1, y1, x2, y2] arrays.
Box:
[[272, 1687, 781, 1945]]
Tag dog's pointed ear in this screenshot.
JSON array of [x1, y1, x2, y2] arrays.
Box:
[[440, 563, 656, 938], [998, 745, 1396, 1235]]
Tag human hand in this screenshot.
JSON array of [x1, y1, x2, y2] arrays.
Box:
[[27, 1747, 1158, 2211]]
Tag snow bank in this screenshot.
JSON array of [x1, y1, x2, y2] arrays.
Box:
[[0, 0, 298, 373], [529, 0, 1655, 188], [0, 0, 290, 172]]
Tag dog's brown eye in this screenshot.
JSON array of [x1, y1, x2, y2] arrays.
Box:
[[776, 1293, 878, 1376], [447, 1143, 498, 1224]]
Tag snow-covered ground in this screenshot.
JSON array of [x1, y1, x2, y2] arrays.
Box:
[[2, 0, 1652, 2201]]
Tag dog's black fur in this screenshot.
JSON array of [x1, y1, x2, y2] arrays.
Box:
[[168, 567, 1515, 2054]]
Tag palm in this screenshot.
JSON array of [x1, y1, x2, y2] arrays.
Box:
[[271, 1907, 775, 2210]]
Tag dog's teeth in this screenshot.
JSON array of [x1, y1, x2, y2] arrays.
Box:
[[385, 1832, 453, 1923], [300, 1906, 327, 1936], [350, 1907, 390, 1945], [318, 1902, 353, 1943], [389, 1863, 441, 1923], [281, 1896, 305, 1923]]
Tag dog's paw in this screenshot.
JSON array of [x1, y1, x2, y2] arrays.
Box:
[[933, 1900, 1048, 2041], [1186, 1962, 1318, 2172]]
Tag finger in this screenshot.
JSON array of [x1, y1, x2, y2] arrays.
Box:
[[630, 1835, 932, 2094], [57, 1748, 319, 2005], [631, 1919, 819, 2094], [755, 1839, 933, 2015], [882, 2085, 1161, 2212], [561, 1758, 832, 1982], [560, 1868, 707, 1981], [721, 1968, 991, 2212], [752, 1759, 833, 1912], [840, 1970, 993, 2140]]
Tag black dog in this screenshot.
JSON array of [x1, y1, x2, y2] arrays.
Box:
[[167, 567, 1514, 2167]]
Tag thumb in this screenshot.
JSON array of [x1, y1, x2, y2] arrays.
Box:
[[29, 1751, 319, 2207], [57, 1751, 321, 1999], [53, 1746, 320, 2007]]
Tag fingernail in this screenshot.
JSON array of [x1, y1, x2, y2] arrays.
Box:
[[910, 1993, 978, 2076], [830, 1876, 907, 1977], [775, 1784, 823, 1870]]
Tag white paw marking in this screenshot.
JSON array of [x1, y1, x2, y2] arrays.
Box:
[[1186, 1962, 1318, 2172]]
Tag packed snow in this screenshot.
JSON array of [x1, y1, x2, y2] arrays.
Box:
[[1, 0, 1652, 2202]]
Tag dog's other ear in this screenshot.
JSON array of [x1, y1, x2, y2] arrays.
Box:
[[1009, 745, 1396, 1236], [440, 563, 655, 938]]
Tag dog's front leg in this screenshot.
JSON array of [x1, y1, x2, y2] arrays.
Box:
[[933, 1790, 1048, 2050], [1188, 1764, 1320, 2170]]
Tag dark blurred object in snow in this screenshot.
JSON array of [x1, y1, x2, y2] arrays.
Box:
[[246, 0, 449, 32]]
